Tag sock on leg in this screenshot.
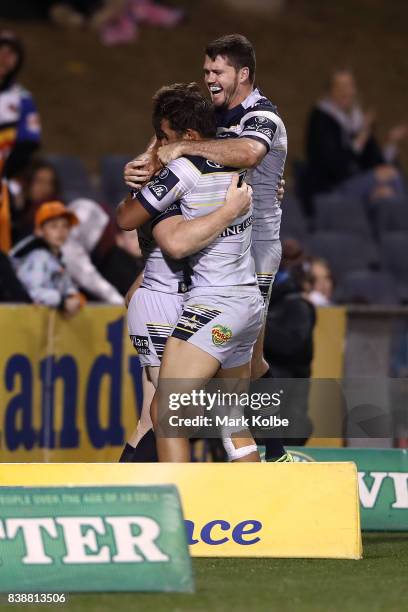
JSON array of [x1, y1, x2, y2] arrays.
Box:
[[131, 428, 158, 462], [259, 367, 286, 461], [119, 442, 136, 462]]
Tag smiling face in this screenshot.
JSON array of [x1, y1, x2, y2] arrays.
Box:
[[203, 54, 248, 110]]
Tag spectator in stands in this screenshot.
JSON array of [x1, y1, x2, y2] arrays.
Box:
[[0, 31, 41, 179], [305, 68, 407, 208], [11, 159, 60, 244], [307, 257, 334, 307], [10, 201, 84, 316], [10, 160, 139, 304], [263, 249, 316, 444], [63, 197, 134, 304]]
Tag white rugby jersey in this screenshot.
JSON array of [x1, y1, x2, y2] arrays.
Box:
[[136, 157, 257, 292], [215, 87, 287, 241], [137, 204, 190, 294]]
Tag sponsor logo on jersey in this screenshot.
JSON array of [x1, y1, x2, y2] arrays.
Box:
[[130, 335, 150, 355], [211, 324, 232, 346], [206, 160, 224, 169], [149, 183, 168, 199], [147, 168, 180, 201], [220, 215, 253, 237], [158, 168, 169, 180]]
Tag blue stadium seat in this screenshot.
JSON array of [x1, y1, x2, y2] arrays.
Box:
[[44, 154, 99, 202], [100, 154, 133, 208], [280, 193, 309, 241], [313, 194, 372, 237], [335, 269, 399, 305], [373, 199, 408, 235], [380, 232, 408, 283], [306, 231, 380, 281]]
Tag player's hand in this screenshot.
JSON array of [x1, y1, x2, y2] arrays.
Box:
[[124, 154, 160, 191], [63, 295, 82, 318], [224, 174, 253, 218], [277, 177, 285, 202], [157, 142, 184, 165]]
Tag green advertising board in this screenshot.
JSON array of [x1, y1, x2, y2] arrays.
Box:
[[0, 485, 194, 593], [284, 447, 408, 531]]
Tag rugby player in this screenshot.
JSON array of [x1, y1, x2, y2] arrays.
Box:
[[118, 83, 264, 463], [119, 87, 252, 462], [125, 34, 290, 462]]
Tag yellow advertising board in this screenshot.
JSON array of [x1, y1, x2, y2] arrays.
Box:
[[0, 305, 140, 462], [0, 305, 347, 462], [0, 462, 362, 559]]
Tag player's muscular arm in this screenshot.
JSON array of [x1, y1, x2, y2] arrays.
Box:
[[116, 194, 152, 230], [119, 160, 197, 230], [158, 137, 267, 169], [153, 176, 252, 260]]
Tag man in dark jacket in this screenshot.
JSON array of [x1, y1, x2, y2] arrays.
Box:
[[305, 68, 407, 208], [263, 267, 315, 444]]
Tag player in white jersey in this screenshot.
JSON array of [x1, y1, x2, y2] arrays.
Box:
[[125, 35, 291, 462], [122, 179, 252, 461], [118, 83, 264, 463]]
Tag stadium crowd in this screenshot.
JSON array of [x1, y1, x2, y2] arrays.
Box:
[[0, 28, 407, 382]]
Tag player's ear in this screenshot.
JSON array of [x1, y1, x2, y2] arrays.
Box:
[[184, 129, 201, 141], [240, 67, 250, 83]]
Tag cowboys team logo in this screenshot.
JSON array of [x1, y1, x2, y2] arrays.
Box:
[[244, 115, 276, 141], [211, 324, 232, 346], [254, 117, 273, 139]]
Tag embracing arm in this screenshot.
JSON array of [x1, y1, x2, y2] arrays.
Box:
[[116, 193, 153, 230], [118, 158, 200, 230], [153, 176, 252, 260], [158, 137, 267, 169]]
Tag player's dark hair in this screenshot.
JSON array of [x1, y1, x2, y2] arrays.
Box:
[[152, 82, 216, 139], [205, 34, 256, 84]]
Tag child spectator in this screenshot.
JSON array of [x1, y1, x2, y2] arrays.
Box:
[[10, 201, 84, 317], [307, 257, 334, 307]]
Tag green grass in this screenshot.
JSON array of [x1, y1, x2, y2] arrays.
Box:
[[6, 534, 408, 612]]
